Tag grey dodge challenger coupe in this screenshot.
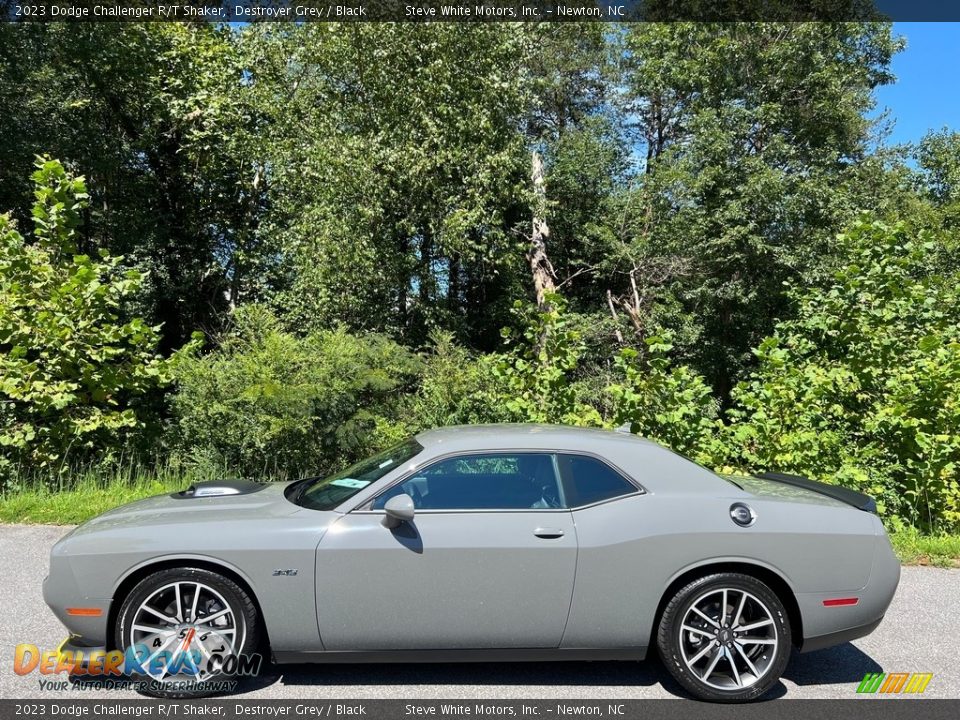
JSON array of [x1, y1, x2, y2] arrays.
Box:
[[44, 424, 900, 702]]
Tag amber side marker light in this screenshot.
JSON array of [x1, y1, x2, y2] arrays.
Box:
[[822, 597, 859, 607], [65, 608, 103, 617]]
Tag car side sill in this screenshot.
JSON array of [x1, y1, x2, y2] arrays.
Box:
[[800, 617, 883, 653], [273, 647, 648, 664]]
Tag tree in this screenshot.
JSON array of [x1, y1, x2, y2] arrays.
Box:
[[917, 129, 960, 207], [0, 159, 167, 478], [0, 23, 264, 352], [612, 22, 902, 398], [720, 218, 960, 532], [607, 337, 718, 458], [491, 293, 602, 426], [521, 24, 625, 316], [243, 23, 531, 347], [170, 305, 422, 478], [916, 129, 960, 232]]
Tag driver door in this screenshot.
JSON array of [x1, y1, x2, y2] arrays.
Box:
[[314, 452, 577, 650]]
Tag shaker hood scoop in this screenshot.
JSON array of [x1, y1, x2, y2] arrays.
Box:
[[173, 479, 266, 499]]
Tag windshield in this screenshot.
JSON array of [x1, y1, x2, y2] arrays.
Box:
[[290, 438, 424, 511]]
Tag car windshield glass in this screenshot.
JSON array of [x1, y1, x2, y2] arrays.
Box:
[[291, 438, 424, 511]]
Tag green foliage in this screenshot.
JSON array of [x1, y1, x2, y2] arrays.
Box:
[[0, 24, 263, 349], [0, 159, 167, 479], [917, 129, 960, 207], [170, 306, 422, 478], [249, 23, 532, 344], [609, 22, 903, 396], [2, 24, 959, 539], [719, 219, 960, 532], [607, 336, 718, 459], [406, 331, 506, 429], [426, 295, 717, 459], [490, 294, 602, 426], [916, 129, 960, 232]]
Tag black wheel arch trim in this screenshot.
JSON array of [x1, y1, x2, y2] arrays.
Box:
[[107, 557, 269, 653], [653, 560, 803, 649]]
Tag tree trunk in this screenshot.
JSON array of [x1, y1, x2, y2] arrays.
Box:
[[448, 253, 460, 311], [527, 150, 556, 310]]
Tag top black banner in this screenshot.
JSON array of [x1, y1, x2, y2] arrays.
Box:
[[1, 0, 959, 22]]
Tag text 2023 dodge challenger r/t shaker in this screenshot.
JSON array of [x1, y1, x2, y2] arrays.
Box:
[[43, 424, 900, 702]]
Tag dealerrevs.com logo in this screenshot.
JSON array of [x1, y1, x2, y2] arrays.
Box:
[[14, 642, 263, 692], [856, 672, 934, 694]]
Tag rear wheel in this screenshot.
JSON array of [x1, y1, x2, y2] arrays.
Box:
[[114, 567, 260, 698], [657, 573, 791, 702]]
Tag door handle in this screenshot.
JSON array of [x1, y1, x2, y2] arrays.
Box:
[[534, 528, 565, 539]]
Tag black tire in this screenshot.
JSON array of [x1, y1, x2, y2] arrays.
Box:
[[657, 572, 791, 702], [114, 567, 261, 698]]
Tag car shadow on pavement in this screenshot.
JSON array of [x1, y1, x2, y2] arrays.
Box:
[[784, 643, 883, 686], [239, 657, 680, 693], [233, 643, 881, 700]]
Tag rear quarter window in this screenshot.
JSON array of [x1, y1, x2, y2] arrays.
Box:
[[558, 454, 638, 507]]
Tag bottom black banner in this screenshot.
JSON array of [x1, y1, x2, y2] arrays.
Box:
[[1, 700, 959, 720]]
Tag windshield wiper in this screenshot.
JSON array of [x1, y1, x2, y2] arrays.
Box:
[[292, 478, 315, 505]]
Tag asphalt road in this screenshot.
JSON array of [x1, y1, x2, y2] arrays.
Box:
[[1, 523, 958, 701]]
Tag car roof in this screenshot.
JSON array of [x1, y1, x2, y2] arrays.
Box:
[[414, 423, 660, 453], [411, 424, 730, 494]]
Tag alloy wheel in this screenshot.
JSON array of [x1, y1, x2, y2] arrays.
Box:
[[127, 580, 243, 681], [677, 587, 778, 690]]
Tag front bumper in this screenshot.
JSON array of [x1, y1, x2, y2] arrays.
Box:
[[59, 634, 109, 657], [53, 635, 111, 674], [42, 571, 111, 647]]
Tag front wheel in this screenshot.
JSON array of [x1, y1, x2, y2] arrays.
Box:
[[114, 567, 261, 698], [657, 573, 791, 702]]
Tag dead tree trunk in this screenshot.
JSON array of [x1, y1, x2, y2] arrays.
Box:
[[528, 150, 556, 310]]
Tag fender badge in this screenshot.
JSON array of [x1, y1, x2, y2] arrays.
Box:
[[272, 569, 298, 576]]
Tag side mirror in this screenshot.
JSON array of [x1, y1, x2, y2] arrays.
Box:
[[382, 493, 415, 529]]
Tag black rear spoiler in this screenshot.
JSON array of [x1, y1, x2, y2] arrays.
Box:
[[758, 472, 877, 513]]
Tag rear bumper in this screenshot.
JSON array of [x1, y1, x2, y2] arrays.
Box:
[[797, 522, 900, 652], [800, 616, 883, 653]]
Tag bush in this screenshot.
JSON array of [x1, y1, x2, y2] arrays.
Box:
[[607, 335, 719, 460], [170, 306, 422, 478], [719, 218, 960, 532], [406, 331, 508, 429], [417, 295, 718, 457], [0, 158, 167, 483], [488, 294, 603, 426]]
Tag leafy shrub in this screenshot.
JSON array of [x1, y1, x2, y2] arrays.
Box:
[[406, 331, 509, 429], [719, 218, 960, 531], [170, 306, 422, 478], [424, 295, 718, 458], [488, 294, 603, 426], [607, 335, 719, 460], [0, 158, 167, 482]]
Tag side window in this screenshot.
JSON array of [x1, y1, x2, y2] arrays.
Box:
[[558, 455, 636, 508], [372, 453, 563, 510]]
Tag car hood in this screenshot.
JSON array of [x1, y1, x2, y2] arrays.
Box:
[[66, 481, 303, 538]]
